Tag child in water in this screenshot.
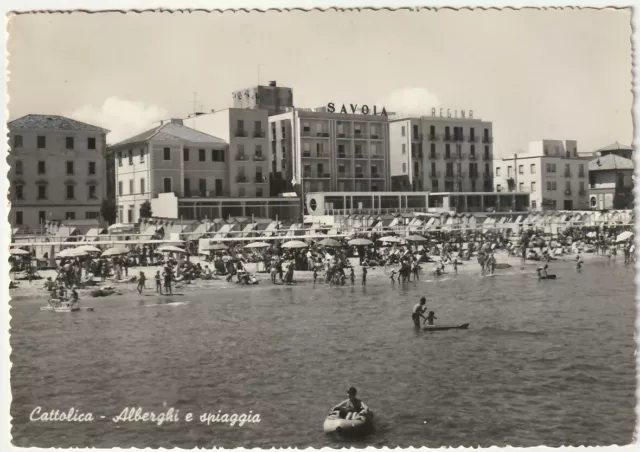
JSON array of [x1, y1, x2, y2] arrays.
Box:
[[155, 270, 162, 294], [425, 311, 437, 325], [389, 269, 397, 285], [350, 268, 355, 285], [137, 271, 146, 294], [313, 267, 318, 284]]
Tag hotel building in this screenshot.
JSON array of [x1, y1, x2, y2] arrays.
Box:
[[493, 140, 590, 211], [183, 108, 271, 197], [232, 81, 294, 116], [588, 142, 634, 210], [389, 114, 494, 193], [269, 106, 391, 194], [8, 114, 109, 231], [109, 118, 228, 223]]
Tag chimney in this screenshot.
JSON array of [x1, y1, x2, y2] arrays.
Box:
[[170, 118, 184, 125], [269, 81, 277, 87]]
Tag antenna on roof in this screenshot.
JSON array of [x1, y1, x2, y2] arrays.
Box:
[[187, 92, 205, 116]]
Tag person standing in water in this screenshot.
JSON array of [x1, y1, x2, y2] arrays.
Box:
[[155, 270, 162, 294], [350, 267, 355, 285], [412, 297, 427, 329], [361, 266, 367, 286], [137, 271, 146, 294]]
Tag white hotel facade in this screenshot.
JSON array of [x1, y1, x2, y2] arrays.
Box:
[[493, 140, 590, 211]]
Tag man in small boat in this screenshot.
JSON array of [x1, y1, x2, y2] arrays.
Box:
[[332, 387, 369, 419], [412, 297, 427, 329]]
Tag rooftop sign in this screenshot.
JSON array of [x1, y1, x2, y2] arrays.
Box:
[[327, 103, 388, 116], [432, 108, 474, 119]]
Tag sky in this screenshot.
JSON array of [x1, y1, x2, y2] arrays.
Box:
[[6, 8, 633, 155]]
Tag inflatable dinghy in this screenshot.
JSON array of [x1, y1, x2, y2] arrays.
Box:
[[539, 275, 557, 280], [40, 306, 94, 312], [423, 323, 469, 331], [323, 410, 373, 437]]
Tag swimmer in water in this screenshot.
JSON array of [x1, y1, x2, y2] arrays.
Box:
[[576, 256, 583, 271], [389, 269, 396, 285], [425, 311, 437, 326]]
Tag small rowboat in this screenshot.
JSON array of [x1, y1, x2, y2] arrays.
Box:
[[41, 300, 94, 312], [423, 323, 470, 331], [323, 410, 374, 437]]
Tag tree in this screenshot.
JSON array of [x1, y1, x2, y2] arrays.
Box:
[[100, 198, 117, 225], [139, 200, 152, 219]]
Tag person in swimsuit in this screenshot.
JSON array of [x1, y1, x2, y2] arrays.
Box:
[[332, 387, 369, 419], [412, 297, 427, 328], [155, 270, 162, 294], [361, 266, 367, 286], [137, 271, 146, 294], [425, 311, 437, 325]]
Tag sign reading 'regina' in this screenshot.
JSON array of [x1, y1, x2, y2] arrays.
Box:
[[432, 108, 474, 119], [327, 103, 388, 116]]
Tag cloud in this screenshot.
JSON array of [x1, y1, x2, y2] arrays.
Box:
[[378, 87, 442, 118], [68, 97, 168, 144]]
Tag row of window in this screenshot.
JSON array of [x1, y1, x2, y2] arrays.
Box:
[[301, 122, 382, 136], [12, 135, 97, 150], [413, 180, 492, 192], [13, 210, 99, 225], [404, 143, 492, 159], [234, 120, 265, 137], [494, 181, 587, 194], [117, 147, 226, 166], [303, 163, 383, 178], [300, 142, 383, 158], [403, 161, 492, 175], [495, 162, 586, 178], [402, 125, 491, 140], [13, 160, 97, 176], [13, 184, 98, 201]]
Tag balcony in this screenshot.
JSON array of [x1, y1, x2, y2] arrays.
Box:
[[371, 154, 384, 160], [412, 133, 423, 141], [354, 132, 368, 140], [235, 130, 248, 138], [315, 132, 331, 138], [564, 172, 572, 178], [456, 153, 464, 160], [337, 153, 353, 159], [372, 173, 384, 179], [578, 173, 586, 178], [253, 154, 266, 161], [483, 153, 491, 160], [565, 189, 572, 196], [470, 172, 479, 179], [458, 172, 467, 179], [254, 175, 267, 183], [303, 172, 331, 179], [482, 136, 493, 144], [445, 173, 455, 180], [429, 171, 441, 178], [302, 152, 330, 159], [443, 135, 452, 142], [429, 152, 439, 159], [235, 154, 247, 161], [468, 153, 477, 160], [337, 133, 351, 139], [370, 134, 381, 140], [411, 150, 423, 159], [354, 153, 366, 159], [428, 133, 438, 141], [468, 136, 478, 143], [355, 173, 366, 179], [338, 172, 352, 179], [444, 153, 454, 160], [579, 189, 586, 195], [253, 131, 266, 138], [454, 135, 464, 142], [236, 175, 250, 183]]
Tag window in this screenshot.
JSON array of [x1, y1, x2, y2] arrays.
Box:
[[163, 178, 172, 193], [88, 162, 96, 175], [531, 200, 537, 209], [66, 137, 74, 149], [66, 185, 75, 200], [199, 178, 206, 195], [402, 144, 406, 154], [496, 184, 502, 192], [519, 182, 524, 191], [15, 160, 23, 175], [66, 212, 76, 220], [163, 147, 171, 161], [237, 120, 245, 134], [256, 187, 263, 197], [199, 149, 206, 161], [86, 211, 100, 220], [183, 148, 189, 161], [254, 121, 262, 136], [184, 178, 191, 196], [546, 163, 551, 173], [220, 150, 225, 162], [579, 164, 585, 177], [37, 136, 46, 148], [546, 181, 551, 190], [530, 164, 536, 174], [543, 145, 549, 155], [118, 181, 123, 196], [432, 180, 438, 191], [140, 178, 145, 194], [117, 152, 123, 166], [15, 211, 23, 225], [302, 122, 310, 132], [484, 145, 490, 159], [239, 187, 246, 197], [518, 165, 523, 174], [15, 184, 24, 200], [401, 126, 406, 137], [66, 161, 74, 175], [37, 161, 46, 174], [38, 185, 46, 200], [470, 144, 475, 157], [39, 211, 46, 224], [402, 163, 407, 173], [128, 150, 133, 165], [445, 144, 451, 158], [129, 179, 134, 195], [140, 148, 145, 163], [88, 137, 96, 150], [531, 182, 536, 192], [88, 185, 97, 199], [13, 135, 23, 148], [507, 166, 513, 177], [496, 167, 501, 177]]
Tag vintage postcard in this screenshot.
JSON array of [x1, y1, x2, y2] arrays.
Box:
[[4, 3, 637, 450]]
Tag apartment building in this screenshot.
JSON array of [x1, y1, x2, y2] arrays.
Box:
[[8, 114, 109, 231], [493, 140, 590, 211], [389, 115, 494, 193], [232, 81, 294, 116], [269, 107, 391, 194], [588, 148, 634, 210], [109, 119, 228, 224], [184, 108, 271, 198]]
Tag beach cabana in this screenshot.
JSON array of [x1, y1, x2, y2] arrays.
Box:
[[82, 227, 105, 242], [213, 222, 239, 240]]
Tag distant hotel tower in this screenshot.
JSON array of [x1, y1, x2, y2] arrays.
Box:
[[232, 81, 294, 116]]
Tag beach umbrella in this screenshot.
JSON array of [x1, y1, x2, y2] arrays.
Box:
[[281, 240, 308, 249], [406, 235, 428, 242], [107, 223, 128, 230], [101, 246, 130, 257], [317, 238, 341, 247], [378, 236, 401, 243], [244, 241, 271, 249], [55, 248, 77, 258], [9, 248, 30, 256], [616, 231, 634, 243], [158, 245, 187, 253], [348, 238, 373, 246], [208, 243, 229, 251], [75, 245, 102, 254]]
